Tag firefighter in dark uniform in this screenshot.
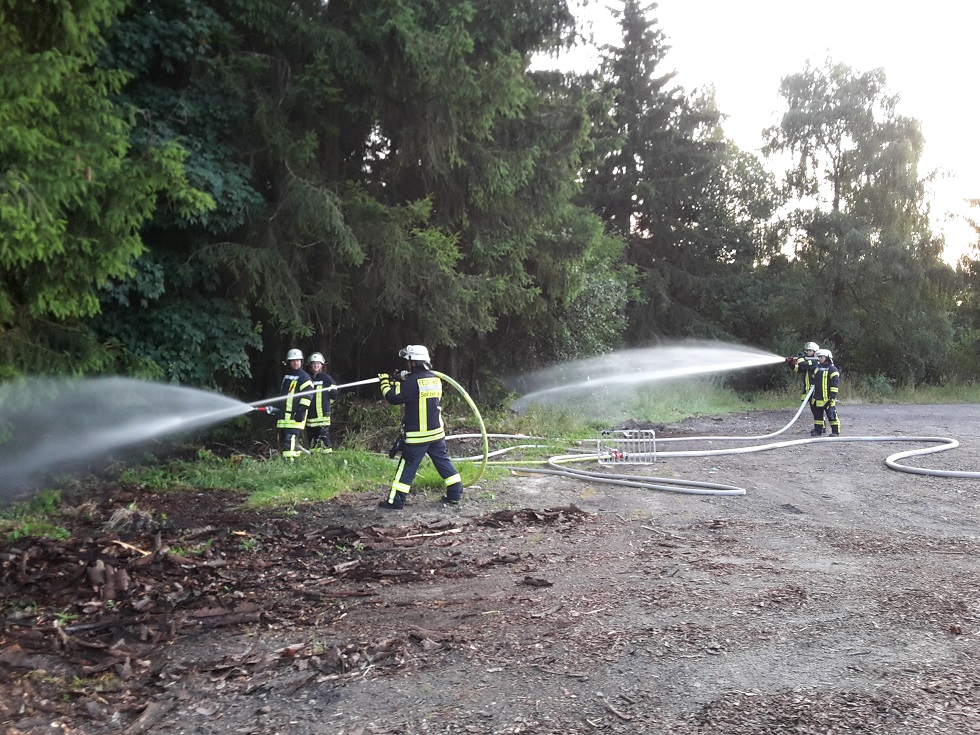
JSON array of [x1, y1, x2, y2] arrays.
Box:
[[377, 345, 463, 509], [810, 348, 841, 436], [306, 352, 338, 453], [277, 348, 314, 459], [785, 341, 820, 401]]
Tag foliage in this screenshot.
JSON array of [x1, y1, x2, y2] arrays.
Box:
[[582, 0, 780, 345], [1, 1, 974, 399], [0, 0, 213, 377], [331, 1, 628, 382], [948, 202, 980, 381], [93, 253, 262, 389], [0, 490, 70, 540], [764, 59, 957, 384]]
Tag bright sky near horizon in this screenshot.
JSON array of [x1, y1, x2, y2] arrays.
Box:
[[555, 1, 978, 263]]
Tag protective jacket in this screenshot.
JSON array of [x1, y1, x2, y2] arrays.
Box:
[[276, 367, 313, 429], [810, 362, 840, 407], [792, 353, 819, 398], [307, 370, 338, 428], [379, 368, 445, 444]]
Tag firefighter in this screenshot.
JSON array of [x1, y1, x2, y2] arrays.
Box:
[[277, 348, 314, 459], [376, 345, 463, 509], [306, 352, 338, 453], [785, 341, 820, 401], [809, 348, 841, 436]]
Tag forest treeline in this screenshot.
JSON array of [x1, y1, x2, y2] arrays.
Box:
[[2, 0, 978, 401]]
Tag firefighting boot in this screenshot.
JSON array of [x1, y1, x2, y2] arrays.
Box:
[[810, 426, 824, 437], [442, 482, 463, 505], [378, 490, 407, 510]]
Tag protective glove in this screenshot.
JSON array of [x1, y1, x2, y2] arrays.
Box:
[[293, 409, 307, 422], [329, 386, 339, 397], [388, 435, 405, 459], [829, 399, 836, 407], [378, 373, 389, 382]]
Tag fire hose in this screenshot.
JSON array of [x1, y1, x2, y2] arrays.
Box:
[[452, 389, 979, 495]]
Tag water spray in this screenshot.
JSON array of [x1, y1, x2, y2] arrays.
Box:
[[0, 378, 256, 500], [507, 343, 785, 412]]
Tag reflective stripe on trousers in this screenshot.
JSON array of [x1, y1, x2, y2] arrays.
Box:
[[386, 438, 462, 503]]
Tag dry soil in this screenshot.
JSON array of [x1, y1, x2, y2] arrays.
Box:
[[2, 403, 979, 734]]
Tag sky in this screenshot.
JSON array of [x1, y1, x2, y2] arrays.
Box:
[[552, 0, 978, 263]]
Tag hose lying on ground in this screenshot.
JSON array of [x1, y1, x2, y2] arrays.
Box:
[[446, 389, 978, 496]]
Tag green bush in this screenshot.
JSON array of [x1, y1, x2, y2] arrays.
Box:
[[852, 373, 895, 402]]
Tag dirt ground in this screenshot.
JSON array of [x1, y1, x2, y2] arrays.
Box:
[[2, 403, 980, 734]]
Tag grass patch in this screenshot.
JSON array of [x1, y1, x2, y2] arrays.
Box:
[[885, 382, 980, 405], [0, 489, 70, 540], [121, 448, 500, 508]]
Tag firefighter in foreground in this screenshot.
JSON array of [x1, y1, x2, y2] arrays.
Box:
[[277, 348, 314, 459], [785, 341, 820, 401], [377, 345, 463, 509], [810, 348, 841, 436], [306, 352, 338, 453]]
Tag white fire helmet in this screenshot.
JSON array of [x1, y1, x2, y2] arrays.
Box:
[[804, 342, 819, 352], [398, 344, 431, 363], [285, 348, 303, 361], [815, 348, 832, 360], [309, 352, 325, 365]]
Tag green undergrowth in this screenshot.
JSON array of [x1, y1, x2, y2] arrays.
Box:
[[118, 448, 504, 508], [869, 381, 980, 405], [0, 490, 71, 540]]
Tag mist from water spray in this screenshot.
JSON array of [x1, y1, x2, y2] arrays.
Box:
[[507, 341, 784, 412], [0, 377, 254, 501]]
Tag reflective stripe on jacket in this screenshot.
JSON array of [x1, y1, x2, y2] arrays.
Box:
[[810, 364, 840, 407], [276, 368, 313, 429], [380, 369, 446, 444], [307, 370, 337, 427]]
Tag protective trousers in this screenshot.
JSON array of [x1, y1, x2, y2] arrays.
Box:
[[307, 424, 332, 453], [280, 427, 304, 459], [809, 402, 841, 435], [385, 438, 463, 506]]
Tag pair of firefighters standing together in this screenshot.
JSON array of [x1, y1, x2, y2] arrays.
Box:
[[275, 345, 463, 510], [786, 341, 841, 436], [277, 348, 337, 458]]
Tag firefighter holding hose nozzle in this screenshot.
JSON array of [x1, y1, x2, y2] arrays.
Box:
[[785, 341, 820, 402], [377, 345, 463, 510], [277, 348, 314, 459]]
